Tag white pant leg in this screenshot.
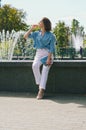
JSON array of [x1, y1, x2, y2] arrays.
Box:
[[32, 49, 53, 89], [39, 65, 51, 90], [32, 60, 42, 85]]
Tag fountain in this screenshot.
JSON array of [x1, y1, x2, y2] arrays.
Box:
[[0, 30, 35, 61], [71, 28, 84, 52], [0, 30, 20, 60]]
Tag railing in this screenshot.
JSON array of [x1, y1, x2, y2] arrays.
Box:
[[12, 47, 86, 60]]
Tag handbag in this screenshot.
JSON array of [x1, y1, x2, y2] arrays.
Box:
[[40, 56, 48, 66]]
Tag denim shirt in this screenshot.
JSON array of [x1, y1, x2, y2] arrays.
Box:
[[28, 31, 56, 53]]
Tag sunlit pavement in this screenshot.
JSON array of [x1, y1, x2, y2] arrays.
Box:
[[0, 92, 86, 130]]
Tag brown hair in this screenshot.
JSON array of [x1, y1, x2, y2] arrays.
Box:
[[42, 17, 52, 31]]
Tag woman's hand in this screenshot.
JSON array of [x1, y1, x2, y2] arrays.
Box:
[[31, 25, 38, 29], [46, 57, 52, 66], [46, 53, 53, 66], [24, 24, 38, 39]]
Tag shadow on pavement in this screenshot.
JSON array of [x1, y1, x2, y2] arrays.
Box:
[[45, 93, 86, 108]]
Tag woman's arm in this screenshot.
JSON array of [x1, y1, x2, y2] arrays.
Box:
[[46, 34, 56, 65], [46, 53, 52, 65], [24, 25, 38, 40]]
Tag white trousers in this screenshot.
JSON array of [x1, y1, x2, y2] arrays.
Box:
[[32, 49, 53, 90]]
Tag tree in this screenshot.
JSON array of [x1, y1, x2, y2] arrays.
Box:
[[53, 21, 70, 48], [0, 4, 28, 32], [71, 19, 85, 37], [71, 19, 79, 35]]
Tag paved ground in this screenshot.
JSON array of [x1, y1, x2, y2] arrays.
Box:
[[0, 92, 86, 130]]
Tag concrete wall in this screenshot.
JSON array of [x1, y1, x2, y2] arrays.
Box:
[[0, 60, 86, 94]]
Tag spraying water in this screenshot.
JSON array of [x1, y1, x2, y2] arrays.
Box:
[[8, 31, 22, 60], [0, 30, 26, 60], [0, 30, 35, 60], [71, 29, 84, 52]]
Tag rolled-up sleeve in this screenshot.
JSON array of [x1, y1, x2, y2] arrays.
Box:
[[49, 35, 56, 53], [28, 31, 38, 40]]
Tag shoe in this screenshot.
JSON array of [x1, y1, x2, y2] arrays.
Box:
[[36, 89, 44, 99]]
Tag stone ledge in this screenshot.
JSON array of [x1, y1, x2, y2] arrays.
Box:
[[0, 60, 86, 67], [0, 60, 86, 94]]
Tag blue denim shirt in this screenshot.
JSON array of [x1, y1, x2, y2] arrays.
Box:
[[28, 31, 56, 53]]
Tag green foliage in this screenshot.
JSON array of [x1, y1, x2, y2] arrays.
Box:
[[0, 4, 29, 32], [71, 19, 84, 36], [56, 47, 76, 59], [14, 34, 36, 59], [83, 39, 86, 47], [53, 21, 70, 48], [14, 34, 26, 56], [71, 19, 79, 35]]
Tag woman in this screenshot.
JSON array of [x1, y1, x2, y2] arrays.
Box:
[[24, 17, 56, 99]]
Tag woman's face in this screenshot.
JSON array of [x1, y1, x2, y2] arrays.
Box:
[[38, 20, 44, 29]]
